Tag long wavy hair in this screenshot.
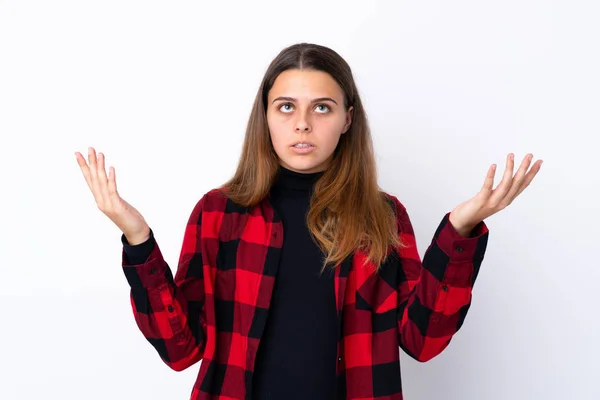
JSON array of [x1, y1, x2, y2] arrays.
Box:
[[218, 43, 406, 271]]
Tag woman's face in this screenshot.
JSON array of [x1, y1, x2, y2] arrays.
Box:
[[266, 69, 353, 174]]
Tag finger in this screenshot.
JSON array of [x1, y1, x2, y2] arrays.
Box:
[[490, 153, 515, 204], [76, 151, 102, 204], [515, 159, 543, 198], [107, 165, 118, 196], [107, 166, 121, 212], [500, 154, 533, 206], [88, 147, 104, 203], [480, 163, 496, 196], [74, 152, 93, 190], [97, 152, 110, 201]]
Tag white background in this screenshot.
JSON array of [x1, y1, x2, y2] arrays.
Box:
[[1, 1, 598, 399]]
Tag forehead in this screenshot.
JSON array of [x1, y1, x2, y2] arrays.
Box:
[[268, 69, 344, 100]]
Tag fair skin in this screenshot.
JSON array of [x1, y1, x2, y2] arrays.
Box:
[[266, 68, 353, 174], [265, 68, 544, 236], [74, 70, 542, 243], [449, 152, 543, 236]]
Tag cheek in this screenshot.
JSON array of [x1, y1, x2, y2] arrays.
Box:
[[267, 119, 287, 149], [315, 112, 346, 129], [321, 118, 346, 140]]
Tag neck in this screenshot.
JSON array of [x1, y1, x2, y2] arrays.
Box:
[[271, 164, 324, 194]]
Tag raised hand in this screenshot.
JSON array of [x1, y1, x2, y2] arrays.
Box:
[[449, 153, 543, 237], [75, 147, 151, 245]]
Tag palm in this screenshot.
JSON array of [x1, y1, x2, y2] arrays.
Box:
[[450, 153, 543, 232], [75, 147, 149, 240]]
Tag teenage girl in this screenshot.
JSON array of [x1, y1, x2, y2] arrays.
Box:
[[75, 43, 542, 400]]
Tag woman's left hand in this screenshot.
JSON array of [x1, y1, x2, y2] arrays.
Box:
[[449, 153, 543, 237]]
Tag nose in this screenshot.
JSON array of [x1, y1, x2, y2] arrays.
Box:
[[294, 107, 312, 132], [295, 122, 311, 133]]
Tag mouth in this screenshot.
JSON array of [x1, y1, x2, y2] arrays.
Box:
[[290, 141, 316, 154], [290, 141, 315, 149]]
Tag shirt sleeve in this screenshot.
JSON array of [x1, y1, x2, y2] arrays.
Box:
[[391, 196, 489, 362], [122, 230, 156, 265], [121, 196, 208, 372]]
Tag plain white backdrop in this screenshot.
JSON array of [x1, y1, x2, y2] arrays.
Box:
[[1, 1, 598, 399]]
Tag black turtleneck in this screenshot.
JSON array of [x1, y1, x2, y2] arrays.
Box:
[[251, 165, 338, 400], [122, 165, 338, 400]]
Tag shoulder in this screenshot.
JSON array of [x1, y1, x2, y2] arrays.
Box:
[[381, 191, 407, 215], [381, 191, 414, 235], [191, 186, 260, 215], [184, 188, 229, 221], [202, 188, 230, 208]]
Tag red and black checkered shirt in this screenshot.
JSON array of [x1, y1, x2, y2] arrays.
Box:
[[122, 188, 489, 400]]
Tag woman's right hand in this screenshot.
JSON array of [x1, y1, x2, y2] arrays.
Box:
[[75, 147, 151, 245]]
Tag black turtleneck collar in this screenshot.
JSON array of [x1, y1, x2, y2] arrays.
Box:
[[271, 164, 325, 194]]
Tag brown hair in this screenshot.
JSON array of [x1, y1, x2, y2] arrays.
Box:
[[218, 42, 406, 271]]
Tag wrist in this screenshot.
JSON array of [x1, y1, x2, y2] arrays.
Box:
[[124, 226, 151, 245], [454, 224, 475, 238], [449, 213, 476, 238]]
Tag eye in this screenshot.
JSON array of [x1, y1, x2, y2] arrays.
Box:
[[277, 103, 331, 114], [279, 103, 294, 113], [315, 104, 330, 113]]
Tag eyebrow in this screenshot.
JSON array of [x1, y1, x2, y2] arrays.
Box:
[[271, 96, 338, 105]]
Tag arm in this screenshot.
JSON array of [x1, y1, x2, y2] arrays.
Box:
[[121, 196, 207, 371], [391, 196, 489, 362]]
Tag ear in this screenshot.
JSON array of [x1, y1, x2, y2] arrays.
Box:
[[342, 106, 354, 134]]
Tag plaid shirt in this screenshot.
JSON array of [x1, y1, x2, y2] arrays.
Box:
[[122, 188, 489, 400]]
